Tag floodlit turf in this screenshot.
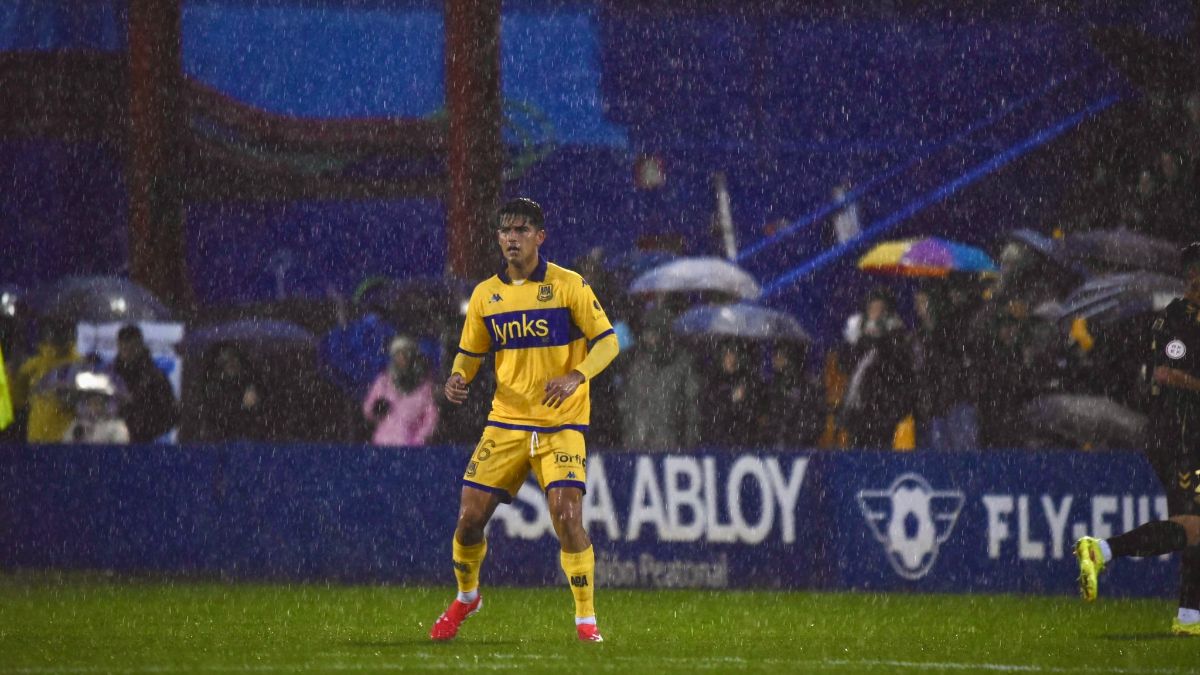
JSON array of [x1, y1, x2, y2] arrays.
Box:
[[0, 573, 1196, 674]]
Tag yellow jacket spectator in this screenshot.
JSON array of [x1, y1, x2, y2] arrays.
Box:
[[11, 320, 79, 443], [0, 343, 12, 431]]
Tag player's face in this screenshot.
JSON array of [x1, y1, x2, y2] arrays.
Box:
[[497, 215, 544, 267]]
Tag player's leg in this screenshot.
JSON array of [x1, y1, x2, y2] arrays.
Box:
[[547, 486, 602, 642], [452, 484, 502, 593], [535, 430, 602, 642], [431, 428, 529, 641], [430, 485, 500, 640], [1074, 515, 1200, 602]]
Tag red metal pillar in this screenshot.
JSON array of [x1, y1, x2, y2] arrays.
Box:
[[128, 0, 193, 310], [445, 0, 503, 281]]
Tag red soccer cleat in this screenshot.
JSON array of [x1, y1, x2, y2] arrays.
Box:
[[429, 595, 482, 641], [576, 622, 604, 642]]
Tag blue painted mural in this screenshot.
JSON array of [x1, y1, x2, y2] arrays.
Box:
[[1, 0, 1193, 344]]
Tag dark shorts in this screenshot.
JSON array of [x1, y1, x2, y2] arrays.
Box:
[[1145, 421, 1200, 517]]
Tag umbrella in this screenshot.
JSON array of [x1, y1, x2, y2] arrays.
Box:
[[1020, 394, 1147, 450], [606, 249, 678, 285], [629, 256, 761, 300], [29, 276, 173, 323], [673, 303, 811, 344], [353, 275, 470, 333], [1060, 229, 1180, 275], [177, 318, 314, 355], [1052, 272, 1184, 327], [1004, 229, 1088, 277], [857, 237, 997, 277]]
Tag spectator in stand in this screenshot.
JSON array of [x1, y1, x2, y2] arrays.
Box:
[[63, 386, 129, 445], [619, 310, 700, 451], [113, 324, 178, 443], [912, 283, 979, 451], [10, 318, 80, 443], [1154, 146, 1194, 243], [970, 299, 1041, 449], [362, 335, 439, 446], [757, 343, 823, 450], [701, 341, 761, 449], [830, 181, 861, 245], [838, 288, 914, 450], [195, 342, 265, 442]]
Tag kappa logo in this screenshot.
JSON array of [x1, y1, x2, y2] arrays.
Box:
[[537, 284, 553, 302], [857, 473, 964, 581], [489, 293, 503, 304]]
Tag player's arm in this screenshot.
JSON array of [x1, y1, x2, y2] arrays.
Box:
[[543, 334, 618, 408], [543, 279, 619, 408], [446, 290, 491, 405], [1153, 365, 1200, 392]]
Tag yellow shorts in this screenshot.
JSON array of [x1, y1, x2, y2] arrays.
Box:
[[462, 423, 587, 503]]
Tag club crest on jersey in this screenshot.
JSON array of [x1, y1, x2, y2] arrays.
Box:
[[1166, 339, 1187, 360], [538, 284, 553, 302]]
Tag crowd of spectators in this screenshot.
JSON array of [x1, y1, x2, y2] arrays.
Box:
[[2, 88, 1197, 452]]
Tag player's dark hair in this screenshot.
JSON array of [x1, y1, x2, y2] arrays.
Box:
[[1181, 241, 1200, 270], [499, 198, 544, 230]]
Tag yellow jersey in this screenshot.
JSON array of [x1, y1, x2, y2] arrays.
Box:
[[455, 257, 614, 432]]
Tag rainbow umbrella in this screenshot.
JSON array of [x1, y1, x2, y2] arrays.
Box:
[[857, 237, 997, 277]]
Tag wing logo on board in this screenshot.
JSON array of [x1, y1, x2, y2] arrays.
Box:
[[857, 473, 965, 580]]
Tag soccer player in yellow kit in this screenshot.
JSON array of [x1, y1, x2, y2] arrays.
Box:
[[430, 198, 620, 643]]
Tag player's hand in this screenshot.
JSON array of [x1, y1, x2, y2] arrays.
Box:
[[444, 373, 470, 405], [543, 371, 585, 408]]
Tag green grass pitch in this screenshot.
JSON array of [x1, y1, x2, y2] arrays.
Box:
[[0, 573, 1195, 674]]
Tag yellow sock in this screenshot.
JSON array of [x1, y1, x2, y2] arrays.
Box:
[[560, 546, 596, 618], [452, 538, 487, 594]]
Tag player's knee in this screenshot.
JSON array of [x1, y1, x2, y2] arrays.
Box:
[[548, 503, 582, 531], [455, 508, 489, 540]]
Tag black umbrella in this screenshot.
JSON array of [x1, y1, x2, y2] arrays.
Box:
[[1051, 272, 1184, 327], [605, 249, 678, 286], [1060, 229, 1181, 275], [1004, 229, 1089, 276], [1020, 393, 1147, 450], [353, 275, 469, 335], [177, 318, 315, 356], [29, 276, 173, 323]]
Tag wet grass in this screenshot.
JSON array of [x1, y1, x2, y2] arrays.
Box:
[[0, 573, 1195, 673]]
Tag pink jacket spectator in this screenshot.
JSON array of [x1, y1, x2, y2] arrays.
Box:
[[362, 374, 439, 446]]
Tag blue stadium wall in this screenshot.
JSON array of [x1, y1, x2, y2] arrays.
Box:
[[3, 0, 1193, 342], [0, 444, 1177, 597]]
